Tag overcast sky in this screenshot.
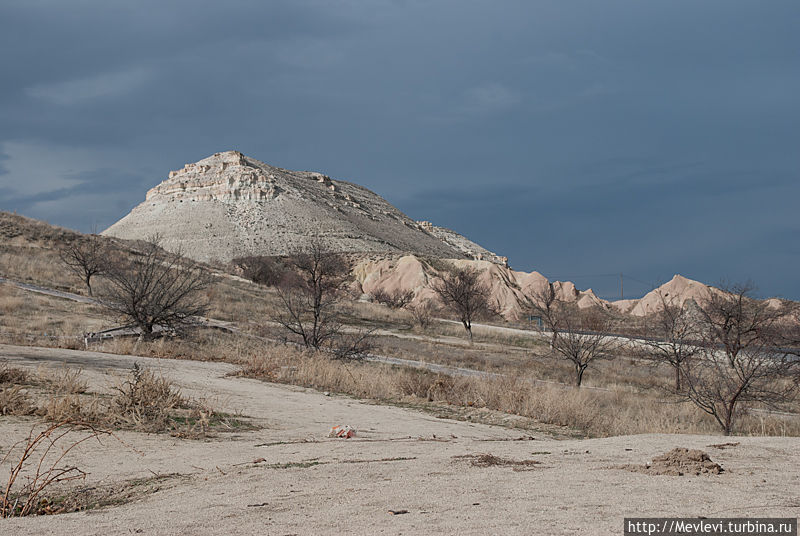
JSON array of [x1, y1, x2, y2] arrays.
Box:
[[1, 1, 798, 300]]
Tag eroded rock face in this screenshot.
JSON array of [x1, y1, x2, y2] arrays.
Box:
[[104, 151, 504, 264], [417, 221, 507, 266], [610, 274, 716, 317], [151, 152, 281, 203], [352, 255, 609, 320]]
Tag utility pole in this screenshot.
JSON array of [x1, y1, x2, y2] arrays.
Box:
[[620, 273, 623, 301]]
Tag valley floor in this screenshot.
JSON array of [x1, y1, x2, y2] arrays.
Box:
[[1, 344, 798, 535]]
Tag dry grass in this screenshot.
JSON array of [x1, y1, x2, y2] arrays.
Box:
[[0, 363, 36, 416], [0, 283, 109, 349], [44, 366, 88, 395], [36, 393, 103, 423], [0, 358, 250, 438], [0, 385, 36, 416], [240, 345, 800, 438], [2, 211, 798, 439], [0, 362, 31, 385], [453, 453, 542, 471]]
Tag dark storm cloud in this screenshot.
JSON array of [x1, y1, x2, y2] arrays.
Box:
[[0, 0, 798, 298]]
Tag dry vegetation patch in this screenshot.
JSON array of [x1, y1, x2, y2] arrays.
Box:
[[239, 345, 794, 438], [0, 360, 253, 438], [453, 453, 543, 471]]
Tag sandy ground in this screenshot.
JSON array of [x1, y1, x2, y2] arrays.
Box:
[[1, 344, 798, 535]]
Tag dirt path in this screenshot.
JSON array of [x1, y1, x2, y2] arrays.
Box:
[[1, 344, 799, 535]]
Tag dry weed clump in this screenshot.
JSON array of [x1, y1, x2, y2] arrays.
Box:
[[0, 385, 36, 416], [0, 362, 31, 385], [36, 393, 103, 423], [45, 366, 88, 394], [110, 363, 186, 432], [0, 363, 36, 416], [106, 364, 251, 437], [0, 359, 243, 437], [0, 420, 114, 517]]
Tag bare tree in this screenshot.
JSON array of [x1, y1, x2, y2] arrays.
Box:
[[432, 266, 491, 343], [274, 241, 347, 350], [102, 236, 211, 339], [408, 301, 435, 329], [528, 282, 560, 348], [642, 291, 701, 392], [681, 282, 799, 435], [550, 306, 618, 386], [59, 230, 109, 296]]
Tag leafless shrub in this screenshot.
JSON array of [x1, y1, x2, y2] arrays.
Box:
[[331, 329, 375, 361], [372, 288, 414, 310], [433, 266, 492, 343], [408, 301, 434, 329], [1, 420, 113, 518], [58, 230, 110, 297], [231, 255, 284, 286], [681, 282, 800, 435], [530, 295, 619, 386], [274, 241, 346, 350], [102, 235, 212, 340], [552, 324, 619, 387]]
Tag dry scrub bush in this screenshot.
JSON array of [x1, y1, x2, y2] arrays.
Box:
[[110, 363, 185, 432], [0, 420, 113, 518], [0, 385, 36, 416], [371, 288, 414, 310], [0, 362, 30, 385], [0, 363, 36, 416], [407, 302, 434, 329]]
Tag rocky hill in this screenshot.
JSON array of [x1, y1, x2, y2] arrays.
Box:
[[352, 255, 607, 319], [100, 151, 795, 321], [103, 151, 504, 264]]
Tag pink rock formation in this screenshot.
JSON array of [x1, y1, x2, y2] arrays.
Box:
[[352, 255, 609, 320], [612, 274, 713, 316]]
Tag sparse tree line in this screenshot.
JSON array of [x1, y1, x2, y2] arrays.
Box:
[[62, 233, 800, 436], [529, 280, 800, 435]]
